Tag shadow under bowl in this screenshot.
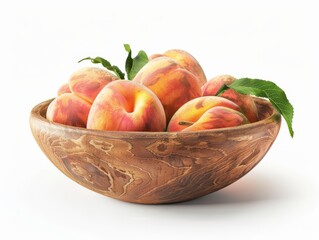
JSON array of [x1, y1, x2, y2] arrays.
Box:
[[30, 98, 281, 204]]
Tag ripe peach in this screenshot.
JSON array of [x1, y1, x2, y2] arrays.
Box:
[[87, 80, 166, 132], [46, 93, 91, 128], [69, 67, 118, 103], [202, 75, 258, 122], [167, 96, 249, 132], [149, 49, 207, 86], [133, 57, 202, 123], [47, 67, 117, 127], [57, 83, 71, 96]]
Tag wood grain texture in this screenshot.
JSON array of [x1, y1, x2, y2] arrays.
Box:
[[30, 98, 281, 204]]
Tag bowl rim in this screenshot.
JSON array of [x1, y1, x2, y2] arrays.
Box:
[[30, 97, 281, 139]]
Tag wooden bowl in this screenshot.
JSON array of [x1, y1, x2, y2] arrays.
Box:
[[30, 98, 281, 204]]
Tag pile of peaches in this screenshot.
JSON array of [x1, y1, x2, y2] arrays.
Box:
[[47, 50, 258, 132]]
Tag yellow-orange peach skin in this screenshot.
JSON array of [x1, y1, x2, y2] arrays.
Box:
[[167, 96, 248, 132], [149, 49, 207, 86], [134, 57, 202, 123], [46, 93, 91, 128], [69, 67, 118, 104], [202, 75, 258, 122], [179, 106, 249, 132], [87, 80, 166, 132]]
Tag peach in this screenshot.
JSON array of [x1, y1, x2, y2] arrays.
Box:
[[133, 57, 202, 123], [69, 67, 118, 103], [47, 67, 117, 127], [46, 93, 91, 128], [149, 49, 207, 86], [87, 80, 166, 132], [202, 75, 258, 122], [57, 83, 71, 96], [167, 96, 248, 132]]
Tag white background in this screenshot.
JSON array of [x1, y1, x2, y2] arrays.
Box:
[[1, 0, 318, 239]]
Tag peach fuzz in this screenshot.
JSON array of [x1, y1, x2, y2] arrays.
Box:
[[167, 96, 247, 132], [133, 57, 202, 123], [202, 75, 258, 122], [46, 93, 91, 128], [69, 67, 118, 104], [149, 49, 207, 86], [87, 80, 166, 132]]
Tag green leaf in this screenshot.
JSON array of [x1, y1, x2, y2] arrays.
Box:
[[124, 44, 133, 77], [216, 84, 230, 96], [124, 44, 149, 80], [217, 78, 294, 138], [78, 56, 125, 79], [124, 44, 131, 52]]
